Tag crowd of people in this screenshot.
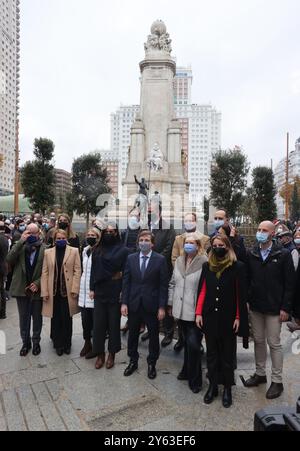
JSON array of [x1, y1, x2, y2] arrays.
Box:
[[0, 207, 299, 409]]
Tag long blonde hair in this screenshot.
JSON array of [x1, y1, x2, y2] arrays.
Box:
[[87, 228, 101, 246], [58, 213, 76, 239], [183, 232, 205, 256], [208, 234, 237, 263], [53, 229, 68, 242]]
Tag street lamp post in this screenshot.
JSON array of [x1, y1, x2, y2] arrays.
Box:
[[285, 132, 289, 221], [14, 119, 20, 216]]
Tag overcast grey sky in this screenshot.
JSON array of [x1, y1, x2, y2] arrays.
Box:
[[20, 0, 300, 172]]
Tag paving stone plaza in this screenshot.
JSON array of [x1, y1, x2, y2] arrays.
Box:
[[0, 300, 299, 432]]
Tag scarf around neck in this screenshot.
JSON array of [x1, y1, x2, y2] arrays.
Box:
[[209, 254, 233, 279]]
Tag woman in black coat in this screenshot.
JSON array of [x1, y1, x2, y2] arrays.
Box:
[[196, 234, 249, 408], [90, 222, 129, 370]]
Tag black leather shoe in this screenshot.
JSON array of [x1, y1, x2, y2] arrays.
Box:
[[177, 371, 188, 381], [222, 387, 232, 408], [124, 362, 138, 377], [64, 347, 71, 355], [32, 344, 41, 356], [204, 385, 219, 404], [189, 383, 202, 394], [141, 331, 150, 342], [244, 374, 267, 387], [148, 364, 157, 380], [161, 335, 173, 348], [85, 351, 98, 360], [266, 383, 284, 400], [174, 340, 184, 353], [56, 348, 64, 357], [20, 345, 31, 357]]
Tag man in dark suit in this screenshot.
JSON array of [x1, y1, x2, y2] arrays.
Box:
[[0, 222, 9, 319], [121, 230, 168, 380], [140, 201, 176, 347]]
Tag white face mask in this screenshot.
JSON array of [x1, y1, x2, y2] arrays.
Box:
[[184, 222, 196, 232]]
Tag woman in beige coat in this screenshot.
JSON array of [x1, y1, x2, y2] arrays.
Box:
[[168, 233, 207, 393], [41, 229, 81, 356]]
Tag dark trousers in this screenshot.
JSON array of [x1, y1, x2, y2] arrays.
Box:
[[93, 300, 121, 355], [16, 297, 43, 346], [51, 295, 73, 350], [128, 306, 160, 366], [0, 275, 5, 302], [177, 320, 184, 343], [0, 275, 6, 316], [80, 307, 94, 341], [180, 320, 203, 388], [205, 333, 236, 387]]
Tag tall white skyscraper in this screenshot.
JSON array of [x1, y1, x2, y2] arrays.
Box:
[[0, 0, 20, 195], [111, 67, 221, 202]]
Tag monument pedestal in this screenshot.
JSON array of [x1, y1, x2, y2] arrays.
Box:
[[122, 20, 189, 214]]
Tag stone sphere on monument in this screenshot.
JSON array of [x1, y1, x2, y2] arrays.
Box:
[[151, 20, 167, 36]]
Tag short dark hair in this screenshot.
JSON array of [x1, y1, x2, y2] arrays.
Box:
[[217, 208, 229, 218], [138, 230, 155, 244]]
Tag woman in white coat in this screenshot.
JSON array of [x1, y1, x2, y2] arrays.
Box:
[[78, 228, 101, 359], [168, 233, 207, 393]]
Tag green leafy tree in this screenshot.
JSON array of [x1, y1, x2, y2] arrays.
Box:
[[210, 146, 249, 218], [71, 152, 112, 230], [290, 182, 300, 222], [20, 138, 56, 214], [252, 166, 277, 223], [239, 187, 258, 224]]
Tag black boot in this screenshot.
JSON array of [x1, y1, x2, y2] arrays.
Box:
[[161, 334, 173, 348], [204, 384, 218, 404], [0, 298, 6, 319], [222, 386, 232, 408], [174, 339, 184, 352]]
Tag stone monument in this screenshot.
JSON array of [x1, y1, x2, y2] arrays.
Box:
[[123, 20, 189, 200]]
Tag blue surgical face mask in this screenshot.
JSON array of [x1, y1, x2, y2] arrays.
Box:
[[27, 235, 39, 245], [184, 243, 197, 255], [256, 232, 270, 244], [294, 239, 300, 245], [214, 220, 225, 230], [139, 242, 152, 254], [56, 239, 68, 248], [19, 225, 26, 233]]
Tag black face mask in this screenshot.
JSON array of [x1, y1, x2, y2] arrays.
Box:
[[58, 222, 69, 230], [102, 234, 117, 246], [213, 247, 228, 258], [87, 237, 97, 247]]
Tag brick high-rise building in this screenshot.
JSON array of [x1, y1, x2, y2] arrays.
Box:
[[54, 168, 72, 208], [99, 149, 119, 196]]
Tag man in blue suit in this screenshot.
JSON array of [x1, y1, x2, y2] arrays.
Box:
[[121, 230, 168, 380]]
